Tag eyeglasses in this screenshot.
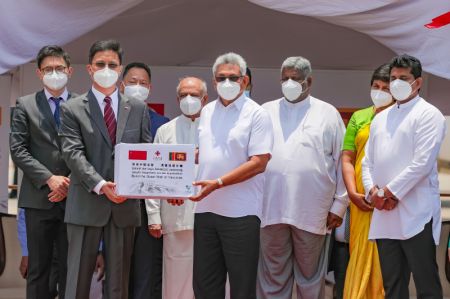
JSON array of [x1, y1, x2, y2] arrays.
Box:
[[93, 62, 120, 70], [41, 66, 66, 75], [215, 76, 242, 82]]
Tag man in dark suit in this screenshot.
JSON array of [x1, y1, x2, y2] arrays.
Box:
[[10, 45, 75, 299], [60, 40, 152, 299], [119, 62, 169, 299]]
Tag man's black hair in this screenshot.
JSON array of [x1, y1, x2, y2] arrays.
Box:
[[36, 45, 71, 69], [123, 62, 151, 80], [89, 39, 123, 64], [389, 54, 422, 79]]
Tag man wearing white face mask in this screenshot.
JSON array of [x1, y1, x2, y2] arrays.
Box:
[[119, 62, 169, 299], [362, 54, 446, 299], [10, 45, 75, 299], [145, 77, 207, 299], [60, 39, 152, 299], [257, 56, 348, 299], [191, 53, 273, 299]]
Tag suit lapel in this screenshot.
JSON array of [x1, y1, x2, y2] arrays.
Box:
[[36, 90, 58, 132], [116, 93, 131, 144], [85, 90, 112, 148]]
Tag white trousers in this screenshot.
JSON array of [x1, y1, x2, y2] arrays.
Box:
[[162, 230, 195, 299]]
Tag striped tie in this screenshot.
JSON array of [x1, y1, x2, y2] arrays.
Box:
[[103, 96, 117, 146]]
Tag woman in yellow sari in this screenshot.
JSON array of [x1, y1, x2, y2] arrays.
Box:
[[342, 64, 394, 299]]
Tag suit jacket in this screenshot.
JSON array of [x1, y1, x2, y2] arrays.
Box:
[[148, 109, 169, 138], [10, 90, 76, 210], [60, 90, 152, 228]]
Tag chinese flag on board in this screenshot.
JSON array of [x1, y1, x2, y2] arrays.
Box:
[[129, 150, 147, 160]]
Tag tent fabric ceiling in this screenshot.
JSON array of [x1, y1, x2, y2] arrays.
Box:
[[62, 0, 395, 72], [1, 0, 449, 80], [250, 0, 450, 79], [0, 0, 142, 74]]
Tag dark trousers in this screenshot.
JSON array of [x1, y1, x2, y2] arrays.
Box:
[[129, 202, 163, 299], [25, 205, 67, 299], [65, 219, 134, 299], [377, 220, 442, 299], [330, 240, 349, 299], [193, 212, 260, 299]]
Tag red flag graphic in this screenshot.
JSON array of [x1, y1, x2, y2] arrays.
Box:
[[129, 150, 147, 160], [425, 11, 450, 29]]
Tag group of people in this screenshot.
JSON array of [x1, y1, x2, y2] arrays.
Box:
[[9, 38, 446, 299]]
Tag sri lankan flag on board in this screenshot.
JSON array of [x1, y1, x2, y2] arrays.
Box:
[[169, 152, 187, 161]]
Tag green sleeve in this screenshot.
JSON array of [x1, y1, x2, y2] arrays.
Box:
[[342, 113, 358, 151]]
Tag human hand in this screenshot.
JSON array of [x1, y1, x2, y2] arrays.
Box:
[[94, 253, 105, 281], [101, 182, 126, 204], [189, 180, 219, 202], [167, 199, 185, 206], [19, 256, 28, 278], [327, 212, 343, 230], [349, 192, 373, 212], [148, 224, 162, 238], [383, 197, 398, 211], [48, 189, 67, 202], [46, 175, 70, 197]]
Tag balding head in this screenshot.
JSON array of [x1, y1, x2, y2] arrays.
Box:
[[176, 76, 208, 119], [176, 77, 207, 98]]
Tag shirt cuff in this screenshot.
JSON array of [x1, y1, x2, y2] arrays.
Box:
[[93, 180, 106, 195], [329, 199, 347, 219], [147, 212, 162, 226]]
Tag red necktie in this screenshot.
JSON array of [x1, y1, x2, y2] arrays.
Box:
[[103, 96, 117, 146]]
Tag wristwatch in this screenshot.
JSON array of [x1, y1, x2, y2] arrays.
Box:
[[377, 188, 386, 199], [216, 177, 224, 188]]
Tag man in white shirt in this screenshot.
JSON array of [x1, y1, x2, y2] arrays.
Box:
[[145, 77, 208, 299], [191, 52, 273, 299], [362, 54, 446, 299], [257, 56, 348, 299]]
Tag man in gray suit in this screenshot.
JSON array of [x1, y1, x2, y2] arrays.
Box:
[[10, 45, 75, 299], [60, 39, 151, 299]]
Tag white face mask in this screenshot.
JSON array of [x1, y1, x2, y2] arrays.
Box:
[[124, 84, 150, 101], [180, 95, 202, 116], [217, 79, 241, 101], [43, 71, 68, 90], [389, 79, 415, 101], [282, 79, 303, 102], [370, 89, 392, 108], [93, 67, 119, 89]]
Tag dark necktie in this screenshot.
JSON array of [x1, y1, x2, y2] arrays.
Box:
[[104, 96, 117, 146], [50, 97, 62, 128]]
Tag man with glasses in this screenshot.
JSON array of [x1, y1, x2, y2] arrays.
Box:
[[10, 45, 75, 299], [191, 52, 273, 299], [257, 56, 348, 299], [59, 39, 151, 299]]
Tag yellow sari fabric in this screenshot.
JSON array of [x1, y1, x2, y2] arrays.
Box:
[[343, 123, 384, 299]]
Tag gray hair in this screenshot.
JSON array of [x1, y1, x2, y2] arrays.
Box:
[[281, 56, 312, 78], [176, 77, 208, 96], [212, 52, 247, 76]]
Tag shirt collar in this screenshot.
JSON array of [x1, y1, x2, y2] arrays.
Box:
[[91, 85, 119, 103], [281, 95, 311, 109], [396, 94, 420, 109], [180, 114, 200, 124], [217, 92, 246, 111], [44, 88, 68, 101]]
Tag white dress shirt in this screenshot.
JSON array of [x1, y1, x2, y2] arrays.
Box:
[[145, 115, 199, 234], [195, 94, 274, 218], [261, 96, 348, 235], [44, 88, 69, 113], [91, 86, 119, 194], [362, 95, 446, 244]]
